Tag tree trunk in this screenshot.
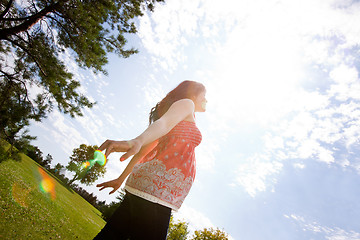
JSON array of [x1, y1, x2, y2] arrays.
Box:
[[69, 173, 79, 185]]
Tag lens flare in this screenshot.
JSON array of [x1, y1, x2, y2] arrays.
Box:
[[77, 150, 107, 180], [94, 150, 107, 166], [12, 182, 33, 208], [82, 161, 91, 169], [38, 167, 56, 200]]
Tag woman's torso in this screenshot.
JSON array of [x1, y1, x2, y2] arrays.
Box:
[[125, 120, 202, 210]]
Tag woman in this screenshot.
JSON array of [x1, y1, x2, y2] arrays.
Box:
[[93, 80, 207, 240]]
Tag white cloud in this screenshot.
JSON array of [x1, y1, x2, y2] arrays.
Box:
[[174, 204, 234, 239], [318, 147, 335, 164], [285, 214, 360, 240], [137, 0, 204, 72], [47, 110, 88, 155], [246, 62, 360, 194], [234, 154, 283, 197], [229, 58, 360, 196], [293, 163, 306, 169], [226, 0, 360, 192], [195, 138, 218, 171], [140, 77, 166, 110], [330, 65, 358, 84], [175, 204, 214, 233], [270, 63, 360, 161], [75, 108, 105, 144]]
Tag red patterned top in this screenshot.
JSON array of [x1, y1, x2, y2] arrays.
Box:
[[125, 120, 202, 210]]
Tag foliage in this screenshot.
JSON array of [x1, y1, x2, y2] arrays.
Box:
[[11, 129, 36, 153], [0, 126, 37, 162], [98, 190, 126, 221], [167, 216, 190, 240], [42, 153, 53, 169], [191, 227, 229, 240], [0, 0, 164, 145], [0, 137, 38, 163], [66, 144, 106, 185], [166, 218, 229, 240], [53, 162, 64, 174]]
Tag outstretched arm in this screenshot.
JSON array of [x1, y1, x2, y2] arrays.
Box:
[[96, 140, 158, 194], [98, 99, 194, 161], [125, 99, 194, 156]]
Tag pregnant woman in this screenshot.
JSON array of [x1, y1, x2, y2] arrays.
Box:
[[93, 80, 207, 240]]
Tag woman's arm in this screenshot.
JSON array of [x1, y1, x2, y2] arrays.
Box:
[[135, 99, 194, 144], [117, 140, 158, 181], [99, 99, 194, 161], [96, 140, 158, 194]]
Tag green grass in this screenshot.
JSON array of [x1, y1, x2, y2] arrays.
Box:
[[0, 153, 106, 240]]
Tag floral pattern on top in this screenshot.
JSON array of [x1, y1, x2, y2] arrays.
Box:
[[125, 120, 202, 210]]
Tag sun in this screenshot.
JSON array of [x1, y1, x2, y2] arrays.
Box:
[[208, 23, 303, 126]]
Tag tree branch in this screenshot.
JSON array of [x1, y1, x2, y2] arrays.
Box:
[[1, 16, 35, 21], [0, 69, 21, 106], [52, 11, 79, 32], [41, 18, 56, 43], [30, 0, 39, 14], [47, 14, 77, 43], [0, 0, 14, 19], [4, 36, 47, 77], [0, 1, 67, 40], [0, 69, 41, 118]]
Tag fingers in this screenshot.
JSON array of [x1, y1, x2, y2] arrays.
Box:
[[96, 181, 119, 194], [98, 185, 118, 194], [120, 152, 132, 161], [96, 182, 107, 191], [99, 140, 117, 157], [97, 184, 111, 192], [120, 144, 141, 161], [99, 140, 137, 160], [99, 140, 113, 158], [98, 140, 110, 151], [104, 145, 113, 158]]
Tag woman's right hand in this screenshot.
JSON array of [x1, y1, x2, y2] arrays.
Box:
[[98, 139, 142, 161], [96, 178, 124, 194]]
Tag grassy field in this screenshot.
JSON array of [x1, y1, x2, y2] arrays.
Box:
[[0, 152, 106, 240]]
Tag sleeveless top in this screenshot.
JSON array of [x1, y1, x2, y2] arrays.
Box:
[[125, 120, 202, 211]]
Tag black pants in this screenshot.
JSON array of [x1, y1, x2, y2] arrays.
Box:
[[93, 192, 171, 240]]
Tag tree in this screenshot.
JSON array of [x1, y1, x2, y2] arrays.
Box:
[[24, 144, 43, 163], [66, 144, 106, 185], [167, 216, 190, 240], [11, 129, 36, 153], [0, 0, 164, 144], [0, 79, 45, 149], [191, 227, 229, 240], [42, 153, 53, 169], [6, 128, 37, 161], [99, 190, 126, 221], [54, 162, 64, 174]]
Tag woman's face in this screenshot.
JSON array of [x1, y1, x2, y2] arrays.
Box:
[[194, 90, 207, 112]]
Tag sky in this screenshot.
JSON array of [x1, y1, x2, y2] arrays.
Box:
[[28, 0, 360, 239]]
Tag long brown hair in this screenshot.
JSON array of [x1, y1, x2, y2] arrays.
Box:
[[149, 80, 205, 124]]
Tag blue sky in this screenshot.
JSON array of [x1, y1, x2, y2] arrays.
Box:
[[29, 0, 360, 239]]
